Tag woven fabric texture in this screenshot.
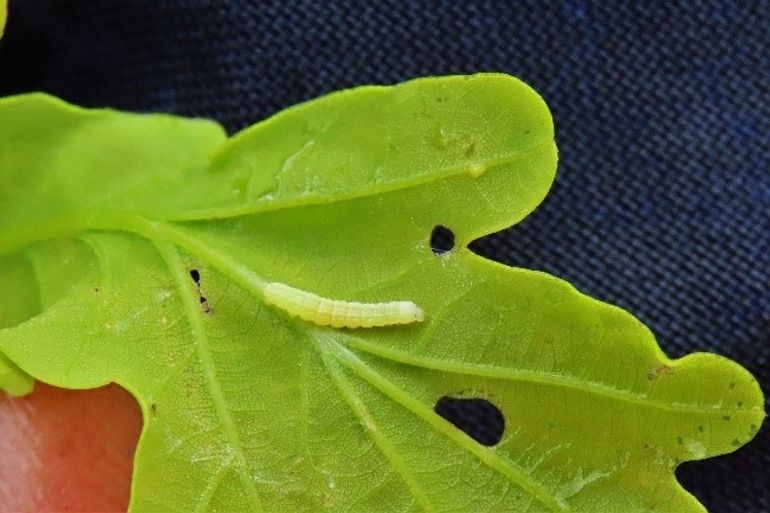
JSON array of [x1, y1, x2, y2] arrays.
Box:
[[1, 1, 767, 512]]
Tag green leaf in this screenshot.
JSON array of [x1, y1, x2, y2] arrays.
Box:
[[0, 75, 764, 512], [0, 0, 6, 38], [0, 352, 32, 396], [0, 249, 36, 395]]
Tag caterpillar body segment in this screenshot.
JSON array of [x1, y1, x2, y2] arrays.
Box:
[[263, 282, 425, 328]]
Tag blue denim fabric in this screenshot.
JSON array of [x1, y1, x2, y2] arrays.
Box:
[[1, 1, 767, 511]]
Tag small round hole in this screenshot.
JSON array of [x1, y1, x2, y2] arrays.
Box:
[[430, 225, 455, 255]]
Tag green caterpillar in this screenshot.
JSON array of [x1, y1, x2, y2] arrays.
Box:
[[263, 282, 425, 328]]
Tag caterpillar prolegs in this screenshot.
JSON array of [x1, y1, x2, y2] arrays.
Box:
[[263, 282, 425, 328]]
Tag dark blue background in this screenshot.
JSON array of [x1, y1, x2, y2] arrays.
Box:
[[1, 1, 767, 511]]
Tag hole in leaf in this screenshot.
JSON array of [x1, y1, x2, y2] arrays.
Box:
[[434, 396, 504, 446], [189, 269, 200, 284], [430, 225, 455, 255]]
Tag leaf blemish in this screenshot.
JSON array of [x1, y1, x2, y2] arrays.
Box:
[[467, 162, 486, 178], [189, 268, 211, 314], [646, 364, 673, 381]]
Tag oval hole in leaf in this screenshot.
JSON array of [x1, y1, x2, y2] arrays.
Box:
[[430, 225, 455, 255], [434, 396, 505, 446]]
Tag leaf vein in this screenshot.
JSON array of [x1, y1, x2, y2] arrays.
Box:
[[335, 334, 757, 416], [153, 239, 265, 513], [321, 348, 437, 513], [316, 332, 569, 513], [162, 141, 553, 222]]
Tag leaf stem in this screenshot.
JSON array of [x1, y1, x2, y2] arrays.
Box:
[[0, 212, 268, 293]]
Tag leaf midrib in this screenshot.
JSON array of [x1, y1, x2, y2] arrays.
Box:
[[332, 333, 758, 416], [153, 139, 555, 222], [152, 239, 265, 513], [320, 349, 438, 513]]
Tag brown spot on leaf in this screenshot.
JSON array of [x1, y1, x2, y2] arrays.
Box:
[[647, 364, 674, 381]]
